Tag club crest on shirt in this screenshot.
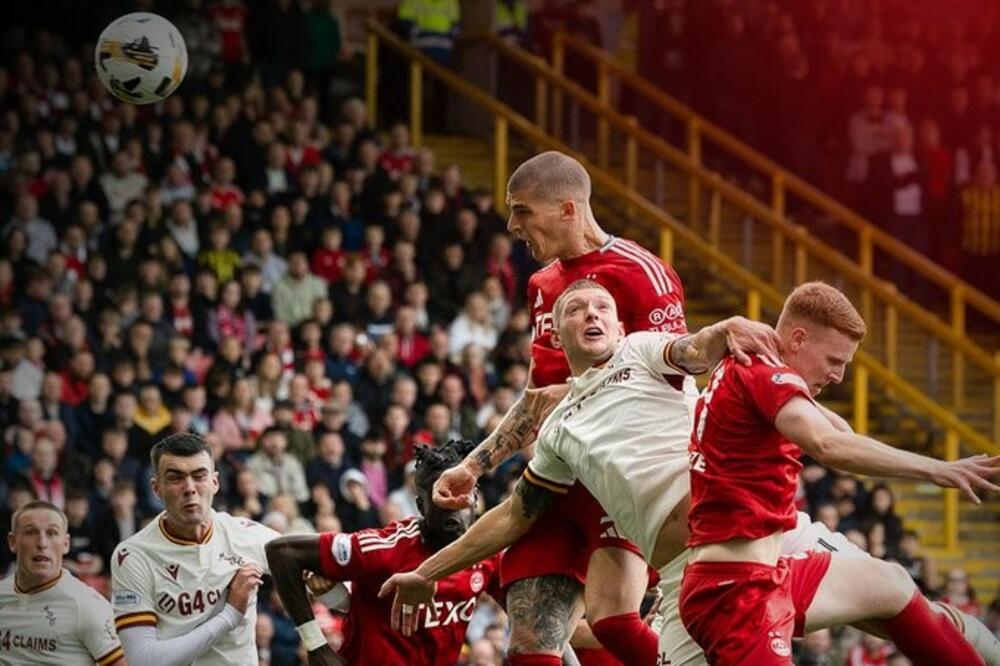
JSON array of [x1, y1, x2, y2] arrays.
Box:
[[42, 605, 56, 626], [469, 571, 484, 594], [770, 372, 808, 392], [769, 632, 791, 657]]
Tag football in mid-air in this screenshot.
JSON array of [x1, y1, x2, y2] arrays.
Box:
[[95, 12, 187, 105]]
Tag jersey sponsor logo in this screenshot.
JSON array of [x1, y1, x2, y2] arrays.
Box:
[[165, 563, 180, 581], [116, 548, 130, 566], [648, 303, 684, 327], [688, 450, 707, 473], [158, 588, 225, 617], [533, 311, 554, 340], [333, 533, 352, 566], [771, 372, 808, 391], [218, 552, 247, 567], [420, 597, 479, 629], [768, 632, 791, 657], [469, 571, 485, 594], [42, 605, 56, 626], [0, 629, 57, 653], [113, 588, 143, 608]]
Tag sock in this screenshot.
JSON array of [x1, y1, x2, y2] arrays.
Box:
[[591, 612, 659, 666], [934, 601, 1000, 666], [883, 591, 985, 666], [509, 655, 563, 666]]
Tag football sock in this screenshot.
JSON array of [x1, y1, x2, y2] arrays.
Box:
[[883, 591, 984, 666], [591, 612, 659, 666], [933, 601, 1000, 666]]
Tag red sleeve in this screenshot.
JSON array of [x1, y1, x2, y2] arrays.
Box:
[[740, 362, 813, 423], [317, 531, 371, 582]]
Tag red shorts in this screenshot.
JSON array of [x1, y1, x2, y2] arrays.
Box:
[[500, 482, 646, 589], [679, 551, 832, 666]]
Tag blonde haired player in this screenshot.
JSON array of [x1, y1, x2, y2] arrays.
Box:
[[1, 500, 125, 665], [110, 432, 281, 666]]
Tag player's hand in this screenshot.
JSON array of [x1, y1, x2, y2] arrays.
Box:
[[227, 563, 264, 614], [304, 571, 336, 597], [524, 384, 569, 423], [433, 463, 479, 509], [724, 317, 782, 366], [930, 454, 1000, 504], [307, 644, 345, 666], [378, 571, 437, 636]]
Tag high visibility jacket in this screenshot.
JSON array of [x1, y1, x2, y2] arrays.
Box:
[[497, 0, 527, 40], [397, 0, 460, 63]]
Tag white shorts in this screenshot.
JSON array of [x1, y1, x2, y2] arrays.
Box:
[[653, 512, 872, 665]]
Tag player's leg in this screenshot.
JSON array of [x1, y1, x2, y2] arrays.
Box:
[[654, 551, 708, 666], [506, 574, 585, 666], [788, 513, 1000, 665], [803, 555, 984, 665], [585, 546, 658, 666]]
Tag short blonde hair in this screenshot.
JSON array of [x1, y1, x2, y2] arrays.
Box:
[[552, 279, 613, 326], [507, 151, 591, 204], [777, 281, 866, 342], [12, 500, 67, 533]]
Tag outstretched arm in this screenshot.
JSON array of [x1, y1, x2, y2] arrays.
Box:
[[776, 396, 1000, 503], [669, 316, 782, 375], [380, 478, 558, 635], [265, 536, 344, 666]]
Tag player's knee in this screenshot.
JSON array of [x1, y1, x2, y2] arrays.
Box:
[[872, 560, 917, 614]]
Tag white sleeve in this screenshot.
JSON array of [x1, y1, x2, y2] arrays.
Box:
[[627, 331, 687, 376], [76, 586, 123, 665], [118, 605, 244, 666], [524, 434, 575, 494], [237, 516, 283, 575]]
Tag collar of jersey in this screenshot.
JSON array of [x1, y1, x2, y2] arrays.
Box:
[[14, 570, 62, 595], [159, 515, 214, 546]]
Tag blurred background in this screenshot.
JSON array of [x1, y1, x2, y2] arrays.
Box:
[[0, 1, 998, 664]]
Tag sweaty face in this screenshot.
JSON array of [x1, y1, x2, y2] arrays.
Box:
[[154, 452, 219, 528], [553, 288, 624, 367], [782, 324, 859, 396], [9, 508, 68, 583], [506, 190, 565, 263]]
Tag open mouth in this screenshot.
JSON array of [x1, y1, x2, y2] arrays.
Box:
[[32, 555, 50, 563], [584, 326, 604, 340]]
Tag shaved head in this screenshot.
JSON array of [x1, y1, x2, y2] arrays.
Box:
[[507, 151, 591, 204]]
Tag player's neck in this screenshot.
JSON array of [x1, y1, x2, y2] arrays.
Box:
[[162, 514, 213, 543], [561, 223, 609, 259], [15, 567, 60, 594]]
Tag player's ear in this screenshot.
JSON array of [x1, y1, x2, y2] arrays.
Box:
[[61, 532, 70, 556], [789, 326, 807, 351], [151, 474, 162, 501], [212, 470, 220, 493], [550, 327, 563, 350], [616, 321, 625, 338], [560, 198, 576, 220], [7, 530, 15, 554]]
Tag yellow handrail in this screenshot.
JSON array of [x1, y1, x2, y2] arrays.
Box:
[[365, 20, 998, 551], [553, 30, 1000, 333], [476, 32, 1000, 379]]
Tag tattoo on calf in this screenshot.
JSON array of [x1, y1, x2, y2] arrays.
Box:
[[516, 479, 556, 520], [507, 575, 582, 652]]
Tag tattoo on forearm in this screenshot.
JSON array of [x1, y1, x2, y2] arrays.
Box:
[[515, 479, 556, 520], [472, 400, 535, 473], [668, 335, 707, 375], [507, 575, 582, 653]]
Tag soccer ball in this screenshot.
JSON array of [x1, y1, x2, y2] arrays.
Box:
[[95, 13, 187, 105]]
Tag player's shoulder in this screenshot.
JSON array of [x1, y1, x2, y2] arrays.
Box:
[[59, 570, 113, 611], [353, 518, 423, 559], [111, 515, 163, 563], [732, 355, 806, 389], [603, 238, 675, 286], [0, 573, 15, 597]]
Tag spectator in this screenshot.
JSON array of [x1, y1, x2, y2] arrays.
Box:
[[247, 427, 310, 504], [94, 481, 140, 575], [27, 437, 65, 509], [244, 229, 288, 294], [862, 483, 904, 551], [272, 251, 327, 326], [448, 291, 499, 360], [306, 430, 353, 501], [100, 151, 148, 223], [941, 567, 982, 617], [894, 530, 936, 592], [336, 468, 379, 532], [387, 459, 420, 519]]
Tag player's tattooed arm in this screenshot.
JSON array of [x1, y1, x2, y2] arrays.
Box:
[[266, 535, 325, 625], [466, 397, 538, 476], [668, 316, 781, 373], [514, 477, 558, 521]]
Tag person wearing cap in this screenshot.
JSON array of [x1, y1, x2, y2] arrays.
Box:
[[387, 460, 420, 518], [337, 468, 379, 532]]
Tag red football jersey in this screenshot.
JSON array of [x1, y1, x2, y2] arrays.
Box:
[[529, 236, 687, 387], [687, 355, 813, 546], [317, 518, 502, 665]]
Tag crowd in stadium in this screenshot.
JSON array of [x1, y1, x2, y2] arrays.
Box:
[[0, 1, 998, 665], [635, 0, 1000, 296]]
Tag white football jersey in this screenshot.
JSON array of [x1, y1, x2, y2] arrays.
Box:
[[0, 570, 123, 666], [526, 332, 696, 560], [110, 510, 279, 666]]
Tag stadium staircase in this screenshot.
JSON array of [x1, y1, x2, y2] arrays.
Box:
[[366, 20, 1000, 596]]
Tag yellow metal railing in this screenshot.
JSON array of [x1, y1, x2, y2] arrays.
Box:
[[474, 31, 1000, 446], [364, 20, 998, 553], [552, 31, 1000, 333]]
